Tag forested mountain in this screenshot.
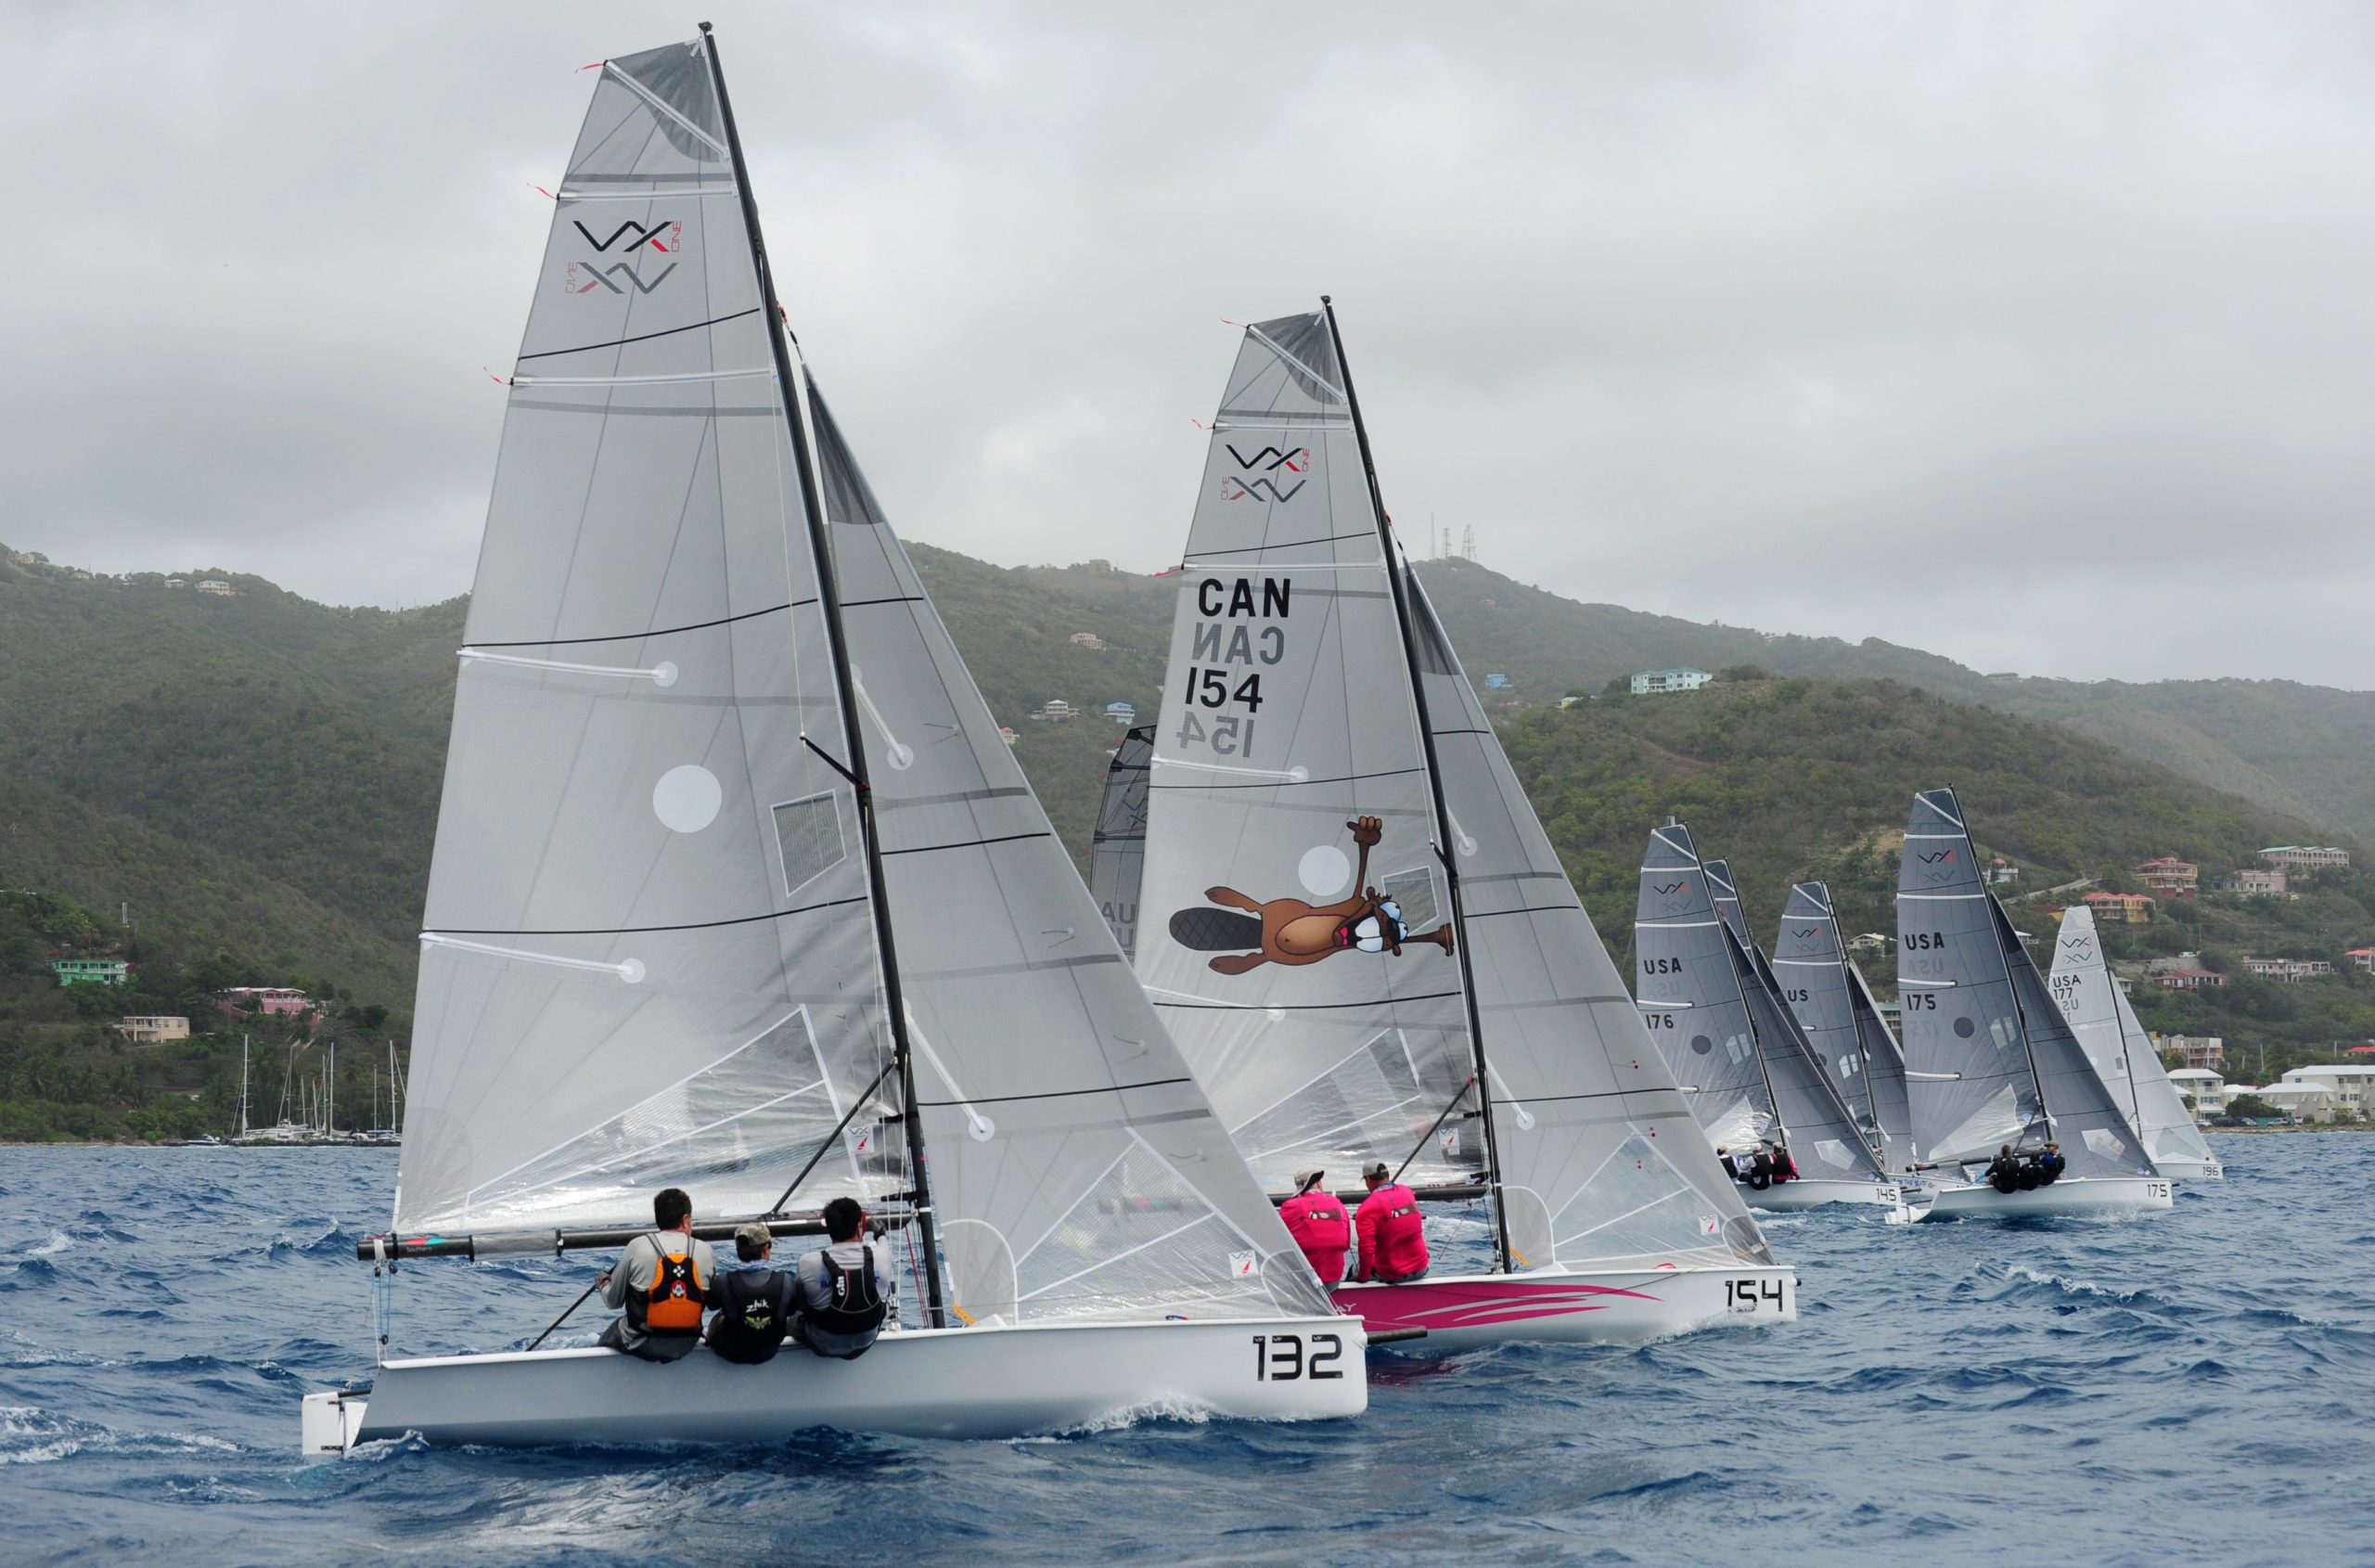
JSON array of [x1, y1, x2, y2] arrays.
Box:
[[4, 541, 2370, 1139]]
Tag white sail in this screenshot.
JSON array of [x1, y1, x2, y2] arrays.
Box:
[[1406, 592, 1765, 1268], [1089, 726, 1155, 958], [1135, 311, 1475, 1195], [1635, 824, 1776, 1149], [1773, 881, 1913, 1171], [397, 40, 887, 1233], [2048, 907, 2215, 1176], [805, 377, 1331, 1326], [396, 36, 1330, 1330]]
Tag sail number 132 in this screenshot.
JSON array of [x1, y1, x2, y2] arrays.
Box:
[[1251, 1331, 1343, 1380]]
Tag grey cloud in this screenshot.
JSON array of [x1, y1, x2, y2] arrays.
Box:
[[4, 1, 2369, 684]]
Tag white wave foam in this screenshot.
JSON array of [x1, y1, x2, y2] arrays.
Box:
[[2004, 1264, 2139, 1303], [24, 1230, 73, 1258], [1036, 1395, 1220, 1437]]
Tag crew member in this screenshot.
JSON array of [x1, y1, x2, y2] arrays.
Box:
[[1353, 1161, 1430, 1285], [706, 1221, 796, 1365], [1768, 1142, 1799, 1184], [597, 1186, 713, 1362], [1716, 1146, 1741, 1182], [1985, 1145, 2021, 1194], [2036, 1141, 2067, 1185], [1279, 1168, 1353, 1285], [1744, 1146, 1774, 1190], [793, 1196, 898, 1360]]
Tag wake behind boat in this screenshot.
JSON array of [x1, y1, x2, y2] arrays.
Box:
[[302, 30, 1361, 1454], [1894, 789, 2173, 1221], [1116, 303, 1793, 1347]]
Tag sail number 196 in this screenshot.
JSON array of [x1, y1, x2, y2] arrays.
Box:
[[1252, 1331, 1343, 1380]]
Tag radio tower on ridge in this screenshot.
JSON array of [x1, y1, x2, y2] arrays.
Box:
[[1462, 524, 1476, 562]]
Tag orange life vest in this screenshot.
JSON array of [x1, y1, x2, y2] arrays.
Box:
[[635, 1240, 706, 1336]]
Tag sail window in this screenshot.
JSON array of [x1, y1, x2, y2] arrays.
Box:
[[1380, 866, 1441, 931], [771, 792, 849, 900]]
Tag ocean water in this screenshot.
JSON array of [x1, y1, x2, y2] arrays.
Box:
[[0, 1136, 2365, 1567]]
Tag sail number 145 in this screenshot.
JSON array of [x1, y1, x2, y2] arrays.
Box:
[[1251, 1331, 1343, 1380]]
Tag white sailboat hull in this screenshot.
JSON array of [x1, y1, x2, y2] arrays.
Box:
[[1914, 1176, 2173, 1221], [2157, 1157, 2224, 1181], [1331, 1264, 1796, 1351], [1741, 1178, 1906, 1212], [302, 1315, 1365, 1453]]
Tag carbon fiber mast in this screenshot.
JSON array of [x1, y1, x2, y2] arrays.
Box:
[[1319, 296, 1513, 1275], [699, 22, 948, 1329]]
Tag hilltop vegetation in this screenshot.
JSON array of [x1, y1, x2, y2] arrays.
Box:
[[4, 541, 2370, 1137]]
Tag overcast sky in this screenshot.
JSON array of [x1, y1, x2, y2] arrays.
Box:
[[6, 3, 2372, 688]]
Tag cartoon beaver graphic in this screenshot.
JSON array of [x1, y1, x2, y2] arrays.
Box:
[[1168, 816, 1457, 976]]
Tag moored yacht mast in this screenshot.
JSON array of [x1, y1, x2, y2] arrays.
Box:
[[1319, 297, 1510, 1272], [696, 21, 946, 1328]]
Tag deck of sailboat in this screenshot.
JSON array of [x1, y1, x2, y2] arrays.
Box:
[[1740, 1177, 1905, 1212], [305, 1313, 1367, 1451], [1915, 1175, 2174, 1220]]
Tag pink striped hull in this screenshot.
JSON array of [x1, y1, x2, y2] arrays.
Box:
[[1332, 1265, 1797, 1350]]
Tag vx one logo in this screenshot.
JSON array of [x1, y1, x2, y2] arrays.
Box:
[[1222, 476, 1308, 504], [1916, 849, 1958, 865], [1791, 926, 1824, 942], [1226, 444, 1309, 473], [567, 261, 679, 296], [574, 219, 679, 254], [563, 218, 681, 296], [1652, 880, 1689, 896]]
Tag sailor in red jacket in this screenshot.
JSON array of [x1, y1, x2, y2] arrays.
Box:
[[1353, 1160, 1431, 1284], [1278, 1168, 1353, 1285]]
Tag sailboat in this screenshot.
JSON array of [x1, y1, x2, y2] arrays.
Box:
[[1894, 789, 2173, 1218], [301, 31, 1361, 1455], [1125, 303, 1792, 1348], [2048, 906, 2222, 1179], [1635, 827, 1897, 1208], [1089, 725, 1155, 960], [1771, 881, 1914, 1175]]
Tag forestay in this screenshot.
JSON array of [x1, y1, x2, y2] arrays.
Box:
[[2049, 908, 2215, 1174], [1407, 592, 1764, 1269], [1774, 882, 1912, 1171], [1090, 726, 1155, 958], [1135, 312, 1476, 1194], [1704, 862, 1882, 1177], [398, 41, 888, 1234], [807, 374, 1335, 1325], [1636, 825, 1775, 1149]]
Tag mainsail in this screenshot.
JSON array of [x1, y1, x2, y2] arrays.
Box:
[[1773, 881, 1912, 1170], [397, 34, 1329, 1330], [1636, 825, 1777, 1149], [1894, 789, 2153, 1177], [1089, 726, 1155, 958], [2048, 907, 2216, 1173], [1135, 305, 1764, 1273]]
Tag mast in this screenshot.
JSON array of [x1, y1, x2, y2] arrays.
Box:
[[1320, 296, 1511, 1273], [1987, 890, 2055, 1143], [699, 22, 947, 1328]]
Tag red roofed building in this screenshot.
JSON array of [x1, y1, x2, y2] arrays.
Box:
[[2133, 857, 2199, 894], [2156, 968, 2227, 991]]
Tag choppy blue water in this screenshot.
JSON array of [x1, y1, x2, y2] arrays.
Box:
[[1, 1135, 2366, 1566]]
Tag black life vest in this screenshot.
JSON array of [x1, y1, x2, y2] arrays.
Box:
[[806, 1245, 889, 1339], [707, 1268, 794, 1364], [627, 1237, 705, 1338]]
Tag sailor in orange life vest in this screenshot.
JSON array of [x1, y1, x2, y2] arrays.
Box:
[[1278, 1167, 1353, 1285], [595, 1186, 715, 1362], [1353, 1161, 1430, 1285]]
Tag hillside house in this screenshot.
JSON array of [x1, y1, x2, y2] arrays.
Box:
[[162, 577, 186, 588], [2156, 967, 2227, 991], [2159, 1034, 2224, 1070], [1105, 702, 1136, 725], [1628, 668, 1711, 696], [997, 726, 1019, 747], [2133, 857, 2199, 893], [2228, 868, 2287, 896], [1989, 856, 2020, 885], [1029, 700, 1077, 723], [1847, 932, 1892, 955], [2166, 1068, 2227, 1119], [2253, 1081, 2335, 1122], [2261, 845, 2349, 870], [1067, 632, 1106, 650], [52, 958, 129, 987], [2348, 948, 2374, 973], [2281, 1065, 2375, 1116], [2082, 890, 2155, 924], [214, 986, 312, 1017], [116, 1015, 190, 1044], [197, 579, 234, 597], [1483, 674, 1511, 689], [2243, 957, 2334, 983]]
